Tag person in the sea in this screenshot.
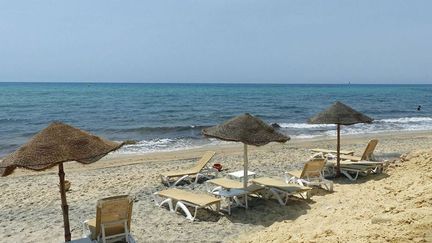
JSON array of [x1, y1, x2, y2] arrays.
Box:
[[417, 105, 422, 111]]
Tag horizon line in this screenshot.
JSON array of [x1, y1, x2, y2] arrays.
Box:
[[0, 81, 431, 85]]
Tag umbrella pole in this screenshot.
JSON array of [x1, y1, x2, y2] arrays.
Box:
[[58, 163, 71, 242], [243, 144, 248, 189], [336, 124, 341, 177]]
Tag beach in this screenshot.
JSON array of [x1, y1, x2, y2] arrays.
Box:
[[2, 1, 432, 242], [1, 130, 431, 242]]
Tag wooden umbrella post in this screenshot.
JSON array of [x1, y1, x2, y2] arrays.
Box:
[[336, 124, 341, 177], [243, 144, 248, 189], [58, 163, 71, 242]]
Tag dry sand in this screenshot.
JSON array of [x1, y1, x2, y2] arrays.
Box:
[[0, 131, 431, 242], [235, 146, 432, 243]]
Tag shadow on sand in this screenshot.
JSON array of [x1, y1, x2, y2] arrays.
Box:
[[224, 196, 312, 227], [377, 152, 402, 161], [158, 194, 314, 225], [333, 172, 390, 185]]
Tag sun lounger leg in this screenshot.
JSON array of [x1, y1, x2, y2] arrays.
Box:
[[153, 194, 174, 211], [284, 194, 290, 205], [159, 198, 174, 211], [372, 165, 383, 174], [305, 191, 311, 199], [232, 194, 248, 209], [193, 206, 198, 220], [326, 180, 334, 192], [191, 173, 207, 189], [172, 175, 190, 187], [232, 196, 244, 207], [341, 170, 359, 181], [210, 195, 230, 215], [316, 179, 334, 192], [297, 191, 309, 200], [216, 201, 221, 212], [175, 201, 195, 221], [296, 179, 306, 187], [193, 174, 202, 187], [193, 170, 218, 189], [269, 188, 286, 205], [238, 193, 250, 206]]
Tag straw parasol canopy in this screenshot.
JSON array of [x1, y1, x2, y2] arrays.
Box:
[[308, 101, 373, 176], [308, 101, 373, 125], [203, 113, 290, 188], [0, 122, 124, 242]]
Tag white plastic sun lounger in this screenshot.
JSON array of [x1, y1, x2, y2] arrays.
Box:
[[153, 188, 221, 221], [326, 160, 386, 181], [312, 139, 379, 162], [310, 148, 354, 155], [251, 177, 312, 206], [285, 158, 333, 192], [339, 165, 375, 181], [160, 151, 217, 187], [327, 139, 378, 161], [339, 139, 379, 161]]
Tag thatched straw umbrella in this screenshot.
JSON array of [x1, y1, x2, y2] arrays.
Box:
[[308, 101, 373, 176], [0, 122, 123, 242], [202, 113, 289, 188]]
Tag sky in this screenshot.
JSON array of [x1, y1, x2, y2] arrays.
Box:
[[0, 0, 431, 84]]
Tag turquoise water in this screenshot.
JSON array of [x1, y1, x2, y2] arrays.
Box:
[[1, 83, 431, 156]]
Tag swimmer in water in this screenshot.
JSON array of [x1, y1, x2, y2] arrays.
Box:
[[417, 105, 422, 111]]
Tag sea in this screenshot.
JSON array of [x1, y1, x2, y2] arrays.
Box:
[[1, 83, 431, 157]]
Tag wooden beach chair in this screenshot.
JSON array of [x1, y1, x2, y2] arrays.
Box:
[[83, 195, 134, 243], [205, 178, 263, 214], [160, 151, 217, 187], [339, 139, 379, 161], [153, 188, 221, 221], [285, 158, 333, 191], [251, 177, 312, 205]]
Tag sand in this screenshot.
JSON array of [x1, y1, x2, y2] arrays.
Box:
[[235, 147, 432, 243], [0, 131, 431, 242]]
